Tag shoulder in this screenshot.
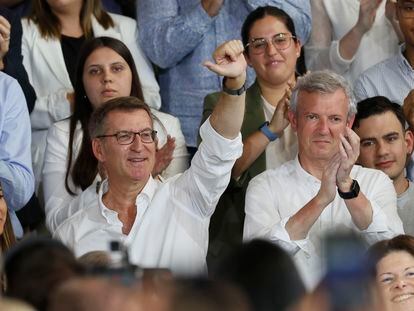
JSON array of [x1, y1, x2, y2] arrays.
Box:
[[108, 12, 137, 28], [356, 54, 399, 83], [352, 165, 392, 186], [249, 160, 295, 188], [152, 109, 180, 124]]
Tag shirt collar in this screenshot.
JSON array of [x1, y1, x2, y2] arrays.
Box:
[[397, 44, 414, 76], [294, 155, 322, 184]]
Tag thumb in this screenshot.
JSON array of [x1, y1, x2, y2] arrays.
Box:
[[203, 60, 226, 76]]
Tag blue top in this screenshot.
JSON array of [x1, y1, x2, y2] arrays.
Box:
[[0, 72, 34, 237], [137, 0, 311, 146], [353, 45, 414, 105]]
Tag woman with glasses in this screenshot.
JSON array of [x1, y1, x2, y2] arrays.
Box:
[[42, 37, 188, 233], [200, 6, 301, 268], [305, 0, 401, 83], [22, 0, 161, 193]]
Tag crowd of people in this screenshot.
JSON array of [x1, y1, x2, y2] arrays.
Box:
[[0, 0, 414, 310]]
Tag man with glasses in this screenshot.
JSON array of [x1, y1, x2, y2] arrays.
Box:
[[354, 0, 414, 104], [54, 40, 247, 275]]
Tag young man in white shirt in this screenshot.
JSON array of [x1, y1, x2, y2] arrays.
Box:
[[243, 70, 404, 288], [54, 40, 248, 276], [353, 96, 414, 235]]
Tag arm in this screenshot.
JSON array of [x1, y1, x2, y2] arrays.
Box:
[[244, 0, 312, 43], [306, 0, 381, 75], [2, 10, 36, 113], [136, 0, 220, 68], [0, 75, 34, 211], [232, 84, 292, 179]]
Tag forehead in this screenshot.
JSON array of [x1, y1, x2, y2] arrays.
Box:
[[249, 15, 289, 38], [297, 89, 349, 116], [84, 47, 127, 66], [105, 109, 152, 131], [356, 111, 405, 136], [377, 250, 414, 273]]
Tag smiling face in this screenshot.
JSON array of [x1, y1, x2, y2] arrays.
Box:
[[289, 89, 353, 163], [354, 111, 413, 183], [376, 251, 414, 311], [245, 15, 301, 87], [83, 47, 133, 110], [92, 109, 156, 186]]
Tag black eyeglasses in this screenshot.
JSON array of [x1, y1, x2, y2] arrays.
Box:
[[245, 33, 296, 55], [96, 129, 157, 145]]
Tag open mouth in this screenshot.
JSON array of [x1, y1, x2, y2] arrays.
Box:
[[392, 293, 414, 303]]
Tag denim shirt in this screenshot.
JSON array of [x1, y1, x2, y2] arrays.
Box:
[[137, 0, 311, 147]]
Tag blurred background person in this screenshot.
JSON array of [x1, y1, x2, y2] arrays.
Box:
[[306, 0, 401, 84], [43, 37, 187, 233], [22, 0, 161, 193]]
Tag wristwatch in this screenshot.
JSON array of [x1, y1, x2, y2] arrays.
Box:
[[259, 121, 278, 142], [222, 77, 246, 96], [338, 179, 360, 200]]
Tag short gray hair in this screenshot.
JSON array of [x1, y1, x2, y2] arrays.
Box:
[[290, 70, 357, 118]]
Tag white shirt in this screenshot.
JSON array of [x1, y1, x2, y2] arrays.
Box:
[[244, 156, 404, 288], [54, 118, 243, 276], [305, 0, 399, 83], [43, 109, 189, 233]]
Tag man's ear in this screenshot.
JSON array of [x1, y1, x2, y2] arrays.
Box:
[[347, 115, 355, 128], [405, 129, 414, 155], [288, 110, 297, 132], [92, 138, 105, 162]]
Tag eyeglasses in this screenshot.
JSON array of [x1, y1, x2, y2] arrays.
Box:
[[245, 33, 296, 55], [96, 129, 157, 145], [398, 2, 414, 18]]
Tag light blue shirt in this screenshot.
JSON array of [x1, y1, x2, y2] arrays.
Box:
[[353, 45, 414, 104], [0, 72, 34, 237], [137, 0, 311, 146]]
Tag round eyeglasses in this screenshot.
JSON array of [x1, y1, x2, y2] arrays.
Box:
[[245, 33, 296, 55], [96, 129, 157, 145]]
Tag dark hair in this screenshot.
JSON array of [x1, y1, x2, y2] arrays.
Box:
[[214, 239, 306, 311], [65, 37, 144, 194], [366, 235, 414, 276], [241, 6, 297, 52], [89, 96, 152, 139], [353, 96, 407, 130], [28, 0, 114, 39], [4, 237, 83, 311]]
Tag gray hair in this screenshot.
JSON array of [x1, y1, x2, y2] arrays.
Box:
[[290, 70, 357, 118]]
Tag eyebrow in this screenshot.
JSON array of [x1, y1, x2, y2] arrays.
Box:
[[379, 266, 414, 276], [86, 61, 126, 68]]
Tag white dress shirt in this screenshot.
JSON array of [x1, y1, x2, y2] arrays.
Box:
[[244, 156, 404, 288], [54, 118, 243, 275], [43, 109, 189, 233]]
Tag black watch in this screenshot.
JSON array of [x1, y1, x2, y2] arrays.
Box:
[[338, 179, 360, 200], [222, 77, 246, 96]]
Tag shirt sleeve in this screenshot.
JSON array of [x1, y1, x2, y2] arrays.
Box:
[[244, 0, 312, 43], [243, 172, 316, 257], [0, 75, 34, 211], [305, 0, 354, 74], [136, 1, 216, 69]]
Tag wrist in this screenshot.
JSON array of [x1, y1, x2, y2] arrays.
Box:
[[268, 122, 283, 137], [223, 73, 246, 90], [337, 177, 353, 193]]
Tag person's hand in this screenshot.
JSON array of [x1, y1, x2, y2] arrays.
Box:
[[356, 0, 383, 34], [336, 127, 360, 191], [0, 16, 10, 70], [403, 89, 414, 130], [268, 81, 294, 136], [0, 186, 7, 235], [203, 40, 247, 79], [317, 153, 341, 205], [201, 0, 224, 17], [152, 135, 175, 177]]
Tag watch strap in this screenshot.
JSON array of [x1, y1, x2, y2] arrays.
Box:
[[338, 179, 360, 200], [222, 77, 246, 96], [259, 121, 278, 142]]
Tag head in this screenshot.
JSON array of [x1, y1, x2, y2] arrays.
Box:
[[29, 0, 113, 39], [66, 37, 144, 194], [241, 6, 301, 87], [4, 237, 83, 311], [397, 0, 414, 48], [288, 70, 356, 163], [90, 97, 156, 186], [353, 96, 413, 184], [367, 235, 414, 311], [214, 239, 305, 311]]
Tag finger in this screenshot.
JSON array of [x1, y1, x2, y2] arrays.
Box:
[[345, 127, 361, 152], [203, 60, 226, 75], [339, 133, 353, 158]]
